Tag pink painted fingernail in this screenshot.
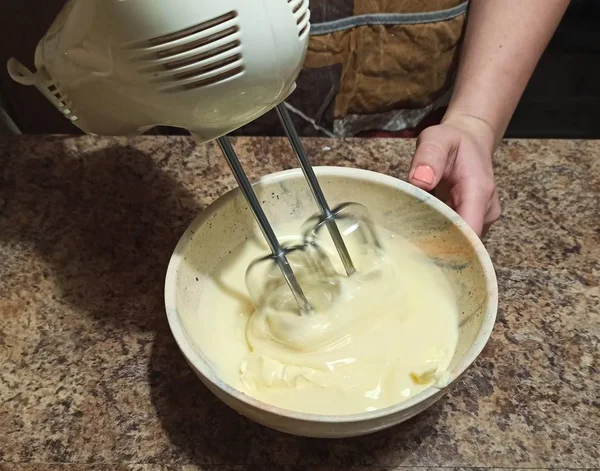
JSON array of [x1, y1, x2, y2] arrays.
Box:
[[413, 165, 435, 185]]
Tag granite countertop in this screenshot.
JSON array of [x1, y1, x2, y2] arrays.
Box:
[[0, 136, 598, 471]]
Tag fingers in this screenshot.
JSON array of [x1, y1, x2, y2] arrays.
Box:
[[455, 196, 487, 237], [482, 190, 502, 236], [409, 125, 458, 191], [409, 123, 500, 237], [454, 183, 500, 237]]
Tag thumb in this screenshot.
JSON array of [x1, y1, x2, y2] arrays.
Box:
[[409, 126, 457, 191]]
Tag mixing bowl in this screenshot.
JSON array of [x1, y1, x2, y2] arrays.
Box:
[[164, 167, 498, 438]]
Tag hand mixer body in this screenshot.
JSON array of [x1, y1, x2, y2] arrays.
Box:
[[9, 0, 378, 315], [8, 0, 310, 140]]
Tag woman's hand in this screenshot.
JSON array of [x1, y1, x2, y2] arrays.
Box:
[[408, 113, 501, 237], [403, 0, 568, 237]]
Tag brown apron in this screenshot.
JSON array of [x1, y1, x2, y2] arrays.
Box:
[[286, 0, 468, 137]]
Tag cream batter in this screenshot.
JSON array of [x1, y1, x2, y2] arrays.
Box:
[[191, 223, 459, 415]]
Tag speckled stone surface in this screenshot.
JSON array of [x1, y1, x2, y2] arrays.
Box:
[[0, 136, 598, 471]]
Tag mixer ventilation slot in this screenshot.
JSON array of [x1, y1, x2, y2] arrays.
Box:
[[124, 11, 245, 93], [47, 83, 79, 122], [288, 0, 310, 39]]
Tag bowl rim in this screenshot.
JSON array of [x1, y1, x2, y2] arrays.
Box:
[[164, 166, 498, 423]]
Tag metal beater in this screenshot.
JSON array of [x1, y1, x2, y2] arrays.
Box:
[[219, 104, 382, 315], [217, 137, 315, 314]]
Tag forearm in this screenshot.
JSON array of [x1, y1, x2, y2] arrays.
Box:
[[444, 0, 570, 149]]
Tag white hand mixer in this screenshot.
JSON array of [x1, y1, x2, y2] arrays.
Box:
[[8, 0, 382, 314]]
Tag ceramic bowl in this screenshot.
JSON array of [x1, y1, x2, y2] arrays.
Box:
[[164, 167, 497, 438]]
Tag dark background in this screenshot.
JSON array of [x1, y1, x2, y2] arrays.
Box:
[[1, 0, 599, 138]]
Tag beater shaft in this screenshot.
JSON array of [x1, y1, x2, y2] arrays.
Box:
[[217, 137, 312, 314], [276, 104, 356, 276]]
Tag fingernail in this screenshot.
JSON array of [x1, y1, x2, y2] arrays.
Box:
[[413, 165, 435, 185]]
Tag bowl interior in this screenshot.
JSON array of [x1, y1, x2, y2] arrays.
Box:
[[166, 167, 497, 418]]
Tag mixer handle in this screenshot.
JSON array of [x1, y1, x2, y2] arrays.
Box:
[[7, 59, 49, 86]]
